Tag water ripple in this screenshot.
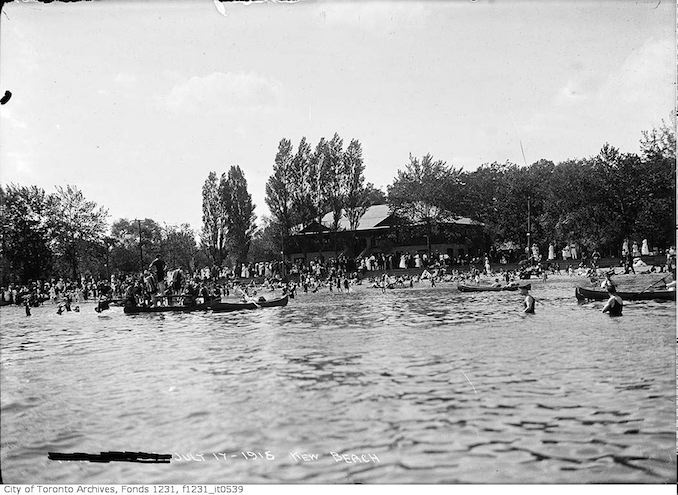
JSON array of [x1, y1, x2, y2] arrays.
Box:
[[0, 279, 675, 483]]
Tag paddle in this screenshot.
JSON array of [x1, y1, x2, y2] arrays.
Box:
[[638, 274, 671, 294]]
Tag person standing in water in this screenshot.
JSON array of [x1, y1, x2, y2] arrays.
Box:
[[520, 285, 535, 314], [602, 286, 623, 316]]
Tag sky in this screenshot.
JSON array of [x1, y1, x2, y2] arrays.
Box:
[[1, 0, 675, 232]]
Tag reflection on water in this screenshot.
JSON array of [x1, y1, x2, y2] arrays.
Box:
[[0, 278, 675, 483]]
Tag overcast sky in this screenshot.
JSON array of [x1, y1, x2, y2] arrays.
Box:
[[1, 0, 674, 231]]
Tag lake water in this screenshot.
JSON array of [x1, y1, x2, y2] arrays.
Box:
[[1, 275, 675, 484]]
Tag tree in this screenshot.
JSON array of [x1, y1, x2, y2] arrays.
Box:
[[640, 118, 676, 162], [248, 216, 285, 262], [0, 184, 53, 283], [47, 185, 109, 280], [325, 133, 347, 231], [388, 154, 465, 254], [289, 137, 317, 228], [265, 139, 295, 253], [344, 139, 370, 231], [225, 165, 256, 265], [201, 171, 230, 267], [310, 137, 331, 223], [162, 223, 198, 274], [110, 218, 163, 273], [540, 158, 598, 251], [635, 122, 676, 249], [591, 144, 646, 250], [364, 184, 387, 206]]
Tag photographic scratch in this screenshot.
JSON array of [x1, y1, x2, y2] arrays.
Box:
[[213, 0, 227, 17], [461, 371, 478, 394]]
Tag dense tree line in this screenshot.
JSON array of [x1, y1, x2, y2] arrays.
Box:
[[264, 133, 384, 253], [1, 122, 673, 284], [458, 122, 675, 256], [262, 122, 675, 258], [0, 185, 113, 284], [0, 185, 206, 285]]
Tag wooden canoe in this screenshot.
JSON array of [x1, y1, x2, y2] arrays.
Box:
[[457, 284, 529, 292], [210, 295, 289, 312], [123, 295, 289, 314], [123, 302, 212, 314], [575, 286, 676, 301]]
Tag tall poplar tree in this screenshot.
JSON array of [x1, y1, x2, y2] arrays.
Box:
[[265, 138, 295, 252], [226, 165, 256, 265], [201, 172, 230, 266]]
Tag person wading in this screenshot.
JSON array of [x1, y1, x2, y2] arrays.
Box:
[[520, 285, 535, 314], [602, 285, 623, 317]]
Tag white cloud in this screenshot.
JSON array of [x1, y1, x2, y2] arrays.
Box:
[[600, 37, 674, 104], [553, 38, 674, 109], [160, 71, 282, 114]]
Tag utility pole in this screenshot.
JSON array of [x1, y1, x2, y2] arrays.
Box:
[[527, 195, 531, 263], [138, 219, 144, 272]]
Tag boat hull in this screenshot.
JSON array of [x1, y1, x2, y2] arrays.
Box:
[[123, 295, 289, 314], [210, 295, 289, 312], [123, 303, 211, 314], [575, 286, 676, 301], [457, 284, 528, 292]]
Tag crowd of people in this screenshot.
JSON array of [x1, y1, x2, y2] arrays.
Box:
[[2, 243, 675, 318]]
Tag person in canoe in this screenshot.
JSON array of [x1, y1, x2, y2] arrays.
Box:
[[600, 271, 616, 290], [245, 291, 266, 304], [183, 282, 199, 307], [602, 285, 623, 316], [149, 254, 167, 296], [520, 285, 535, 314], [490, 278, 502, 288]]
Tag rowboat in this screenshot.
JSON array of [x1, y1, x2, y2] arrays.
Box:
[[210, 295, 289, 312], [457, 284, 529, 292], [575, 286, 676, 301]]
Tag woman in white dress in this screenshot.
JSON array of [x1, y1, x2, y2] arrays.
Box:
[[632, 241, 640, 258], [641, 239, 650, 256], [548, 243, 555, 261], [399, 254, 407, 269], [414, 254, 422, 268]]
